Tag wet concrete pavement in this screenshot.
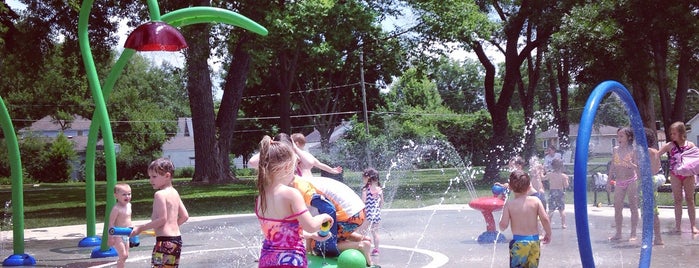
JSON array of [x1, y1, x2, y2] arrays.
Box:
[[2, 204, 699, 267]]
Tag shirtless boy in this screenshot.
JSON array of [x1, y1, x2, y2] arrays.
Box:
[[499, 170, 552, 267], [131, 158, 189, 268]]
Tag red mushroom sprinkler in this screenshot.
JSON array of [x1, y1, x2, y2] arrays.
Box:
[[468, 184, 508, 243]]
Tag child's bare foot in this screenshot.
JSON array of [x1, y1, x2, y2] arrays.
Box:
[[628, 235, 637, 241], [670, 228, 681, 234], [654, 238, 664, 245], [609, 234, 622, 241], [692, 227, 699, 234], [562, 224, 567, 229]]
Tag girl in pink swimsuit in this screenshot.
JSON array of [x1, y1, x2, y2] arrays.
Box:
[[608, 127, 639, 241], [254, 136, 333, 267], [658, 122, 699, 234]]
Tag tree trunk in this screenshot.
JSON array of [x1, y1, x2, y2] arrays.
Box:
[[217, 35, 253, 183], [485, 110, 510, 181], [557, 56, 571, 151], [672, 40, 690, 124], [184, 23, 227, 183], [471, 42, 500, 182], [273, 49, 300, 135], [519, 43, 543, 162]]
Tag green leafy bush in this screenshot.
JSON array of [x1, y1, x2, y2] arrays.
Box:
[[176, 167, 195, 178]]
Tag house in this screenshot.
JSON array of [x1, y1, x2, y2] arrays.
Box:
[[20, 116, 202, 179], [19, 115, 103, 180], [302, 120, 351, 154], [686, 113, 699, 145], [161, 117, 246, 169], [22, 115, 350, 175], [536, 124, 666, 159], [161, 118, 195, 169]]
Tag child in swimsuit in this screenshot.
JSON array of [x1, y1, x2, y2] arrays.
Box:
[[361, 168, 383, 256], [108, 183, 133, 268], [499, 170, 552, 267], [544, 158, 569, 229], [658, 122, 699, 234], [608, 127, 640, 241], [130, 158, 189, 268], [253, 136, 333, 267]]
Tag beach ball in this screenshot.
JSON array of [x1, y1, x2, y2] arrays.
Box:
[[337, 249, 366, 268], [491, 184, 506, 196]]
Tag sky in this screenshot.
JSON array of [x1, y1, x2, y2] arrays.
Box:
[[6, 0, 24, 10]]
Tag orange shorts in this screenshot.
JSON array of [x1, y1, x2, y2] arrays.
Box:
[[337, 210, 365, 241]]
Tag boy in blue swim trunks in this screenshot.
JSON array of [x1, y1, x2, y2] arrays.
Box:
[[499, 170, 552, 268]]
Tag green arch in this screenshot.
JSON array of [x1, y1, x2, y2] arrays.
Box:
[[77, 0, 267, 255]]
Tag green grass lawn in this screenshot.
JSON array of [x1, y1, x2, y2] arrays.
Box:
[[0, 169, 689, 230]]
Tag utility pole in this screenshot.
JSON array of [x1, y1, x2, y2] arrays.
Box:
[[360, 49, 373, 167]]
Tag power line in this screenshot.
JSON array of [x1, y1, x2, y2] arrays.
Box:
[[242, 82, 379, 100]]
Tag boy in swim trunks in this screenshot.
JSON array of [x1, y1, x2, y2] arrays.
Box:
[[131, 158, 190, 268], [108, 183, 133, 268], [499, 170, 552, 268], [544, 158, 569, 229]]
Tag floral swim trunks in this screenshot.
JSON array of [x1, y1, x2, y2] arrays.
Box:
[[152, 236, 182, 268], [509, 234, 541, 268]]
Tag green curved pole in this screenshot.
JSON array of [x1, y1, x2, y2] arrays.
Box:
[[80, 0, 161, 251], [80, 48, 136, 248], [79, 0, 268, 257], [0, 97, 36, 265], [146, 0, 162, 21], [78, 0, 119, 254], [162, 6, 268, 36]]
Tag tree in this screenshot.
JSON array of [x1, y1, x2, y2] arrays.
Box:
[[39, 133, 77, 183], [407, 0, 577, 182], [428, 57, 485, 113], [109, 54, 186, 180], [1, 0, 141, 137], [555, 0, 699, 137], [239, 0, 403, 150]]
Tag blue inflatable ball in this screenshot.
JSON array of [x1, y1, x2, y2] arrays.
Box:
[[492, 184, 506, 196], [337, 249, 366, 268]]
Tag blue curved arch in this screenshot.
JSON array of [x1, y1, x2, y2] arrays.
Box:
[[574, 80, 654, 267]]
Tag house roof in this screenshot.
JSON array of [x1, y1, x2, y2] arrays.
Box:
[[22, 115, 91, 132], [20, 115, 198, 153], [687, 113, 699, 126], [20, 115, 101, 152], [301, 121, 351, 149], [162, 118, 194, 151]]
